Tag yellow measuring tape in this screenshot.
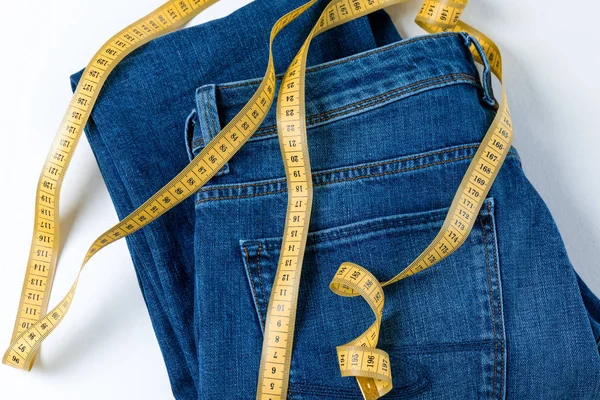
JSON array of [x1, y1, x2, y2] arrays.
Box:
[[255, 0, 510, 399], [3, 0, 220, 369], [2, 0, 313, 371], [325, 1, 510, 398], [4, 1, 513, 399]]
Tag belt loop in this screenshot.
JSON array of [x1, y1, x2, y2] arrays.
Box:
[[193, 84, 230, 176], [461, 32, 497, 108]]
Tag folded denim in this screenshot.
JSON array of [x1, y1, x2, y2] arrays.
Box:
[[70, 1, 600, 398], [185, 32, 600, 398], [70, 0, 401, 398]]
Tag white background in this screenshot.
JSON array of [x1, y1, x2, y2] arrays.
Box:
[[0, 0, 598, 398]]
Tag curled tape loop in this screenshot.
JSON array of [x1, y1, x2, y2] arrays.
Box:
[[330, 262, 392, 398]]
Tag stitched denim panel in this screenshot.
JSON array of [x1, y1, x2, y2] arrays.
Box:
[[67, 2, 600, 397], [69, 0, 402, 397], [192, 32, 600, 399], [240, 198, 506, 398]]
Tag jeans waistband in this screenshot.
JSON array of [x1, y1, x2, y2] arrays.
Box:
[[186, 32, 496, 183]]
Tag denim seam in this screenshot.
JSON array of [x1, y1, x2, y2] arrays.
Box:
[[311, 156, 473, 185], [243, 245, 265, 330], [488, 201, 506, 400], [288, 372, 429, 399], [250, 74, 478, 137], [285, 342, 497, 398], [195, 157, 472, 204], [195, 151, 518, 204], [201, 88, 211, 140], [207, 89, 219, 139], [259, 205, 476, 249], [204, 88, 214, 138], [217, 33, 463, 90], [198, 188, 289, 205], [385, 339, 496, 354], [203, 89, 219, 174], [305, 77, 477, 124], [194, 73, 478, 148], [287, 356, 430, 398], [257, 241, 267, 328], [481, 212, 499, 399], [318, 149, 473, 178], [199, 144, 481, 192], [289, 382, 360, 398]]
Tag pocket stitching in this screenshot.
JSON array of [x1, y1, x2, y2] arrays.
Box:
[[240, 198, 505, 398], [256, 242, 267, 327], [200, 143, 481, 194], [480, 200, 506, 399], [288, 356, 431, 398], [490, 202, 506, 400], [254, 199, 492, 251], [481, 207, 500, 399], [250, 74, 478, 138], [195, 144, 519, 205], [243, 244, 266, 331]]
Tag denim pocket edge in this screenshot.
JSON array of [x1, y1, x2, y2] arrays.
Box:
[[239, 197, 507, 399]]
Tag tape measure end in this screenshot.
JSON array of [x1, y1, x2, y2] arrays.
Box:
[[357, 376, 380, 400]]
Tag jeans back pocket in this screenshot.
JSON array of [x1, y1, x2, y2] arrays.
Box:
[[240, 197, 506, 399]]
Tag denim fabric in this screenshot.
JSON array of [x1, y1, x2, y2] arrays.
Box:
[[70, 1, 600, 398], [70, 0, 401, 398], [186, 32, 600, 398]]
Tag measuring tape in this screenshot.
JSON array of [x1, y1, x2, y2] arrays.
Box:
[[325, 1, 511, 398], [4, 0, 513, 400], [2, 0, 320, 371], [3, 0, 222, 370], [256, 0, 512, 399]]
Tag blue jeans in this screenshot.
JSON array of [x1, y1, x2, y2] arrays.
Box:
[[73, 1, 600, 399], [71, 0, 401, 398], [186, 32, 600, 398]]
